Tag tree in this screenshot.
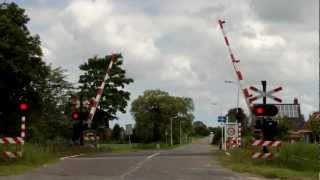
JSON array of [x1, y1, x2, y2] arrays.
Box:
[[192, 121, 209, 137], [78, 55, 133, 128], [131, 89, 194, 143], [112, 124, 121, 141], [0, 3, 75, 142], [306, 114, 320, 142], [275, 116, 292, 140]]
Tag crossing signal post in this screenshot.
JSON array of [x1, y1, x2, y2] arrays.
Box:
[[249, 81, 283, 158]]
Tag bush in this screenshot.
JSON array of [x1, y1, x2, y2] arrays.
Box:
[[227, 142, 318, 173]]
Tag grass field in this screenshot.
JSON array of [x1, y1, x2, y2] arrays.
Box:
[[213, 142, 319, 180]]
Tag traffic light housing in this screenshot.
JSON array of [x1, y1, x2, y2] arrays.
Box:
[[235, 108, 245, 123], [71, 111, 89, 121], [252, 104, 278, 117], [262, 118, 277, 141], [18, 96, 29, 111]]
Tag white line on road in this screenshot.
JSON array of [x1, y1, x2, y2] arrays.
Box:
[[147, 152, 160, 159], [120, 153, 160, 179], [59, 154, 83, 160]]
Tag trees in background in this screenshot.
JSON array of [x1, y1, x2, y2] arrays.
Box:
[[192, 121, 209, 137], [131, 90, 194, 144], [112, 124, 121, 141]]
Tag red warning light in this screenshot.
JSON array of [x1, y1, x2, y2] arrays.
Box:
[[256, 107, 264, 114], [71, 112, 79, 120], [19, 103, 29, 111]]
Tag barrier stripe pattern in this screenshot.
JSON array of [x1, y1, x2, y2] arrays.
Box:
[[21, 116, 26, 138], [218, 19, 253, 122], [252, 152, 273, 159], [251, 140, 282, 147], [237, 123, 242, 147], [1, 115, 26, 158], [3, 151, 23, 158], [86, 54, 118, 127], [0, 137, 24, 145]]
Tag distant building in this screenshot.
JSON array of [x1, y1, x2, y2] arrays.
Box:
[[273, 98, 305, 130]]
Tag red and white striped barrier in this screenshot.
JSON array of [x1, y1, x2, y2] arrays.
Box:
[[3, 151, 23, 158], [87, 54, 119, 127], [21, 116, 26, 138], [252, 140, 282, 147], [252, 152, 273, 159], [218, 19, 253, 121], [1, 115, 26, 158], [237, 123, 242, 147], [0, 137, 24, 145]]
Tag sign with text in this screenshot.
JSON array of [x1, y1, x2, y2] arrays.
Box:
[[125, 124, 133, 135]]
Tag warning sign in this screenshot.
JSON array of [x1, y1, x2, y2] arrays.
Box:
[[227, 127, 236, 136]]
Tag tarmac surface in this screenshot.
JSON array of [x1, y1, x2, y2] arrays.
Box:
[[1, 137, 266, 180]]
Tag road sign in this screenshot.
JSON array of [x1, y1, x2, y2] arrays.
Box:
[[227, 127, 236, 136], [218, 116, 226, 123], [249, 85, 282, 103], [125, 124, 133, 135]]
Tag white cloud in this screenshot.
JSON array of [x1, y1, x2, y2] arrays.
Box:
[[20, 0, 319, 127]]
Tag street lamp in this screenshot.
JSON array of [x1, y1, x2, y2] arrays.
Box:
[[224, 80, 240, 111]]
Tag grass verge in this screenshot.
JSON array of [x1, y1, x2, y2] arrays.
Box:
[[212, 143, 319, 180]]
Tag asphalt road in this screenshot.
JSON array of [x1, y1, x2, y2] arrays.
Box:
[[2, 137, 266, 180]]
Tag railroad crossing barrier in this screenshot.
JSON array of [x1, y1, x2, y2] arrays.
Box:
[[0, 116, 26, 158], [251, 139, 281, 159]]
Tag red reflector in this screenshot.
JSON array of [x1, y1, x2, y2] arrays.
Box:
[[19, 103, 29, 111]]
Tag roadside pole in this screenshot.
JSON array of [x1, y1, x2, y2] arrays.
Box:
[[79, 94, 84, 146], [170, 118, 173, 146], [224, 116, 228, 151], [128, 135, 131, 145], [179, 119, 182, 144]]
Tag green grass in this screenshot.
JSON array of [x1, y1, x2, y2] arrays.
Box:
[[213, 142, 319, 180]]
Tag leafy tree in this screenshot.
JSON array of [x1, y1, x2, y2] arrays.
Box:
[[112, 124, 121, 141], [0, 3, 74, 141], [306, 114, 320, 141], [131, 89, 194, 143], [78, 55, 133, 128], [275, 116, 293, 140], [0, 2, 48, 136], [210, 127, 222, 145], [192, 121, 209, 137]]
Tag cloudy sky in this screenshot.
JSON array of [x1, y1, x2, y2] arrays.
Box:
[[10, 0, 319, 127]]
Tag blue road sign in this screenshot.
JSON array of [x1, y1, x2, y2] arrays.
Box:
[[218, 116, 226, 123]]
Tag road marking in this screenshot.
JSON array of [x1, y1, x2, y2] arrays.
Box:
[[59, 154, 83, 160], [147, 152, 160, 159], [120, 153, 160, 178]]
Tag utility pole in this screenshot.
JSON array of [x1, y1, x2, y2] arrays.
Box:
[[179, 119, 182, 144], [170, 117, 173, 146], [79, 94, 84, 146]]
